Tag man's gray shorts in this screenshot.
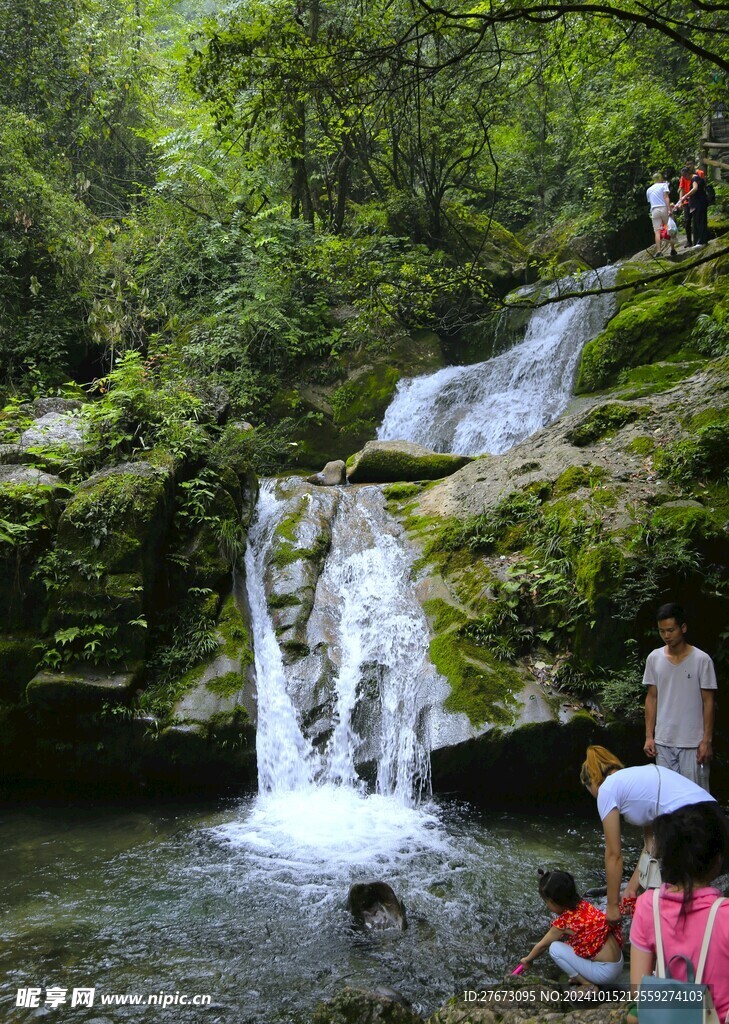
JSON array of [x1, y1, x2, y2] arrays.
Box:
[[655, 744, 711, 792]]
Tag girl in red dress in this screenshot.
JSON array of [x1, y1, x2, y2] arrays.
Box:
[[519, 869, 625, 988]]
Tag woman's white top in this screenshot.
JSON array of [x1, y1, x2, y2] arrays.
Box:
[[597, 765, 715, 826]]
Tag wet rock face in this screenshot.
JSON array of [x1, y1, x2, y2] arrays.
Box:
[[348, 882, 407, 931], [263, 480, 340, 661]]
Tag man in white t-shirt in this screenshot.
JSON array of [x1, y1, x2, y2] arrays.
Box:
[[643, 602, 717, 792], [645, 172, 676, 258]]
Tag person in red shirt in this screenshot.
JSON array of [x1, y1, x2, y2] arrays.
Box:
[[519, 868, 624, 988], [678, 162, 695, 247]]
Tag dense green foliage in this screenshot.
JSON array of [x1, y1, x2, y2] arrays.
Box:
[[1, 0, 723, 413]]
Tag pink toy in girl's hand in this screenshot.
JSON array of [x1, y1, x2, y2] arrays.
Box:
[[511, 964, 525, 975]]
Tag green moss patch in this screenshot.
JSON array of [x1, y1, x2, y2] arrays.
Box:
[[650, 502, 724, 539], [567, 403, 650, 446], [422, 597, 468, 633], [553, 465, 607, 496], [429, 631, 521, 727], [614, 360, 706, 400], [625, 436, 655, 456], [205, 670, 244, 699], [576, 287, 715, 393], [331, 364, 401, 428], [653, 420, 729, 486], [383, 482, 423, 502], [575, 543, 625, 613]]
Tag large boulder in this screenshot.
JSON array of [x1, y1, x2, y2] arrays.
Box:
[[347, 441, 472, 484], [19, 411, 87, 452]]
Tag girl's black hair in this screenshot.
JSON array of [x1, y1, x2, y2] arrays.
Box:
[[537, 868, 580, 910], [654, 802, 729, 911]]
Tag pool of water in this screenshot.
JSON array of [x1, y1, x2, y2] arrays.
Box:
[[1, 791, 640, 1023]]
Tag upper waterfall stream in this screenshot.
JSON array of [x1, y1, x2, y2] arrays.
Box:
[[379, 266, 618, 455]]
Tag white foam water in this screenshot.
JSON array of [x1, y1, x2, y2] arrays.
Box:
[[238, 481, 447, 865], [244, 483, 319, 793], [215, 786, 448, 871], [378, 267, 618, 455]]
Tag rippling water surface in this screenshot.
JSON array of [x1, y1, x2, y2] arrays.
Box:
[[1, 795, 639, 1023]]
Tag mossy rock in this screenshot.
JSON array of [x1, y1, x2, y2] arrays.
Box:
[[46, 571, 147, 659], [0, 470, 67, 626], [653, 419, 729, 485], [575, 542, 625, 614], [312, 986, 422, 1024], [684, 250, 729, 287], [422, 597, 469, 634], [650, 500, 725, 539], [383, 482, 424, 502], [429, 631, 521, 727], [612, 360, 706, 400], [0, 634, 39, 700], [58, 462, 170, 584], [553, 465, 607, 495], [346, 441, 472, 483], [566, 403, 650, 446], [331, 365, 401, 429], [26, 662, 143, 711], [576, 286, 715, 393]]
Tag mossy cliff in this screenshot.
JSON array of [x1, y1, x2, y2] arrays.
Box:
[[0, 406, 260, 795]]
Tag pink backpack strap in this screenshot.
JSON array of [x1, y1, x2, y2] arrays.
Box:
[[696, 898, 726, 984], [651, 887, 666, 977]]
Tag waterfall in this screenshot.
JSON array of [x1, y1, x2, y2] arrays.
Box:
[[316, 487, 433, 803], [378, 266, 618, 455], [245, 484, 319, 793], [245, 481, 439, 808]]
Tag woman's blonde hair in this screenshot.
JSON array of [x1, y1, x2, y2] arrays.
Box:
[[580, 745, 624, 789]]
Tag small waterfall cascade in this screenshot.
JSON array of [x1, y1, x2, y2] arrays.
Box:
[[378, 265, 618, 455], [245, 480, 440, 808], [317, 485, 434, 803], [244, 483, 318, 794]]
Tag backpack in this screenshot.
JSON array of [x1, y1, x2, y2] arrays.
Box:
[[705, 181, 716, 206], [638, 889, 726, 1023]]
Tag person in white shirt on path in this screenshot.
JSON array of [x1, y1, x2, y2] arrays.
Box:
[[645, 172, 676, 258], [643, 602, 717, 792]]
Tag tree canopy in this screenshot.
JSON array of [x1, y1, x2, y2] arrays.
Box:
[[0, 0, 725, 410]]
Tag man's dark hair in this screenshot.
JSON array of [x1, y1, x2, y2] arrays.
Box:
[[656, 602, 685, 625], [654, 803, 729, 913]]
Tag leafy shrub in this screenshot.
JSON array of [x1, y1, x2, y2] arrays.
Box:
[[692, 309, 729, 358]]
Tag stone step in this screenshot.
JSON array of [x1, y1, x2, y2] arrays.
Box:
[[26, 662, 142, 711]]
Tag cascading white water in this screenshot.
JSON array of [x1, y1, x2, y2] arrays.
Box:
[[316, 488, 434, 803], [235, 267, 619, 861], [378, 266, 618, 455], [243, 481, 444, 849], [245, 484, 319, 793]]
